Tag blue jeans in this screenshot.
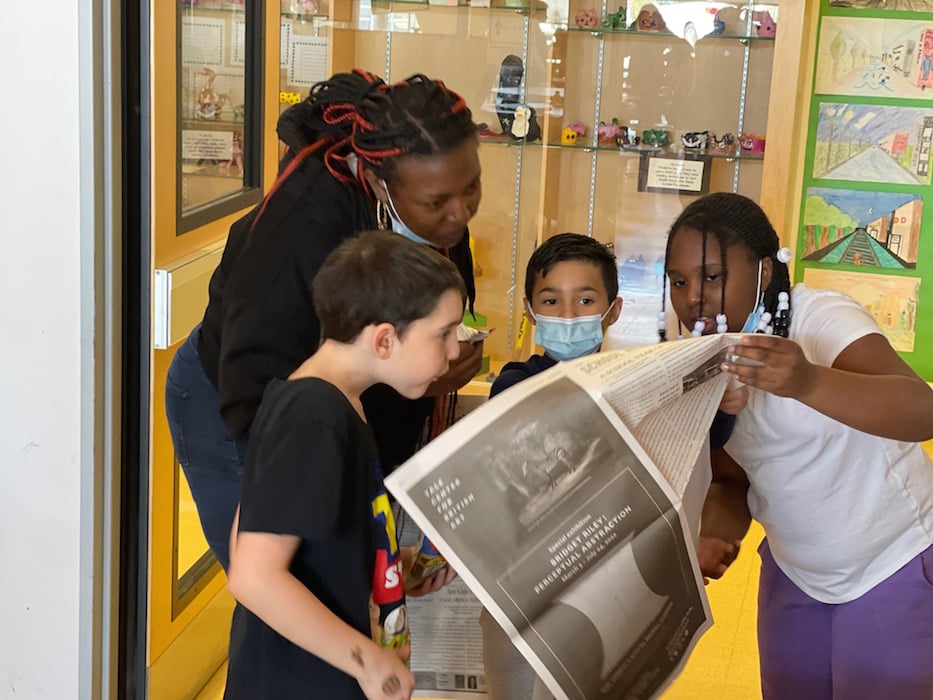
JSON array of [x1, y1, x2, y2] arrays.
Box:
[[165, 325, 246, 571]]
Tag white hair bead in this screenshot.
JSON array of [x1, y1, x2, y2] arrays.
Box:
[[778, 291, 789, 302], [776, 247, 793, 264], [692, 320, 705, 337]]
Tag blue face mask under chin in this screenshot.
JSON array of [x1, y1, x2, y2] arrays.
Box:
[[531, 309, 611, 361], [382, 179, 435, 247]]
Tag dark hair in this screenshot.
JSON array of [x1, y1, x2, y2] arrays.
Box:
[[313, 231, 467, 343], [524, 233, 619, 301], [253, 70, 477, 230], [662, 192, 792, 340]]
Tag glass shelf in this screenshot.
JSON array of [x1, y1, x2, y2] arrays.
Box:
[[561, 25, 775, 42], [478, 136, 766, 161], [279, 10, 328, 20]]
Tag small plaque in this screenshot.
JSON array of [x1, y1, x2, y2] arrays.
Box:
[[637, 153, 711, 195]]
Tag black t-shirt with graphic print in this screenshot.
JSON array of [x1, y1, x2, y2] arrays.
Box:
[[224, 377, 404, 700]]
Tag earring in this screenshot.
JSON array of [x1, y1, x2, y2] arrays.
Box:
[[376, 200, 390, 230]]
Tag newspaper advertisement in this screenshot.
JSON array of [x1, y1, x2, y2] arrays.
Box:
[[386, 333, 742, 700], [408, 579, 488, 698]]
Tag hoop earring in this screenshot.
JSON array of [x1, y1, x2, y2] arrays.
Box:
[[376, 200, 391, 231]]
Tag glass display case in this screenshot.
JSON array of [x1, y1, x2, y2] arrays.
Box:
[[278, 0, 780, 372], [178, 0, 265, 232]]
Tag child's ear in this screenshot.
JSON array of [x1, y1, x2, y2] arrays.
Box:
[[761, 256, 774, 291], [523, 298, 536, 324], [606, 296, 623, 325], [371, 322, 397, 359]]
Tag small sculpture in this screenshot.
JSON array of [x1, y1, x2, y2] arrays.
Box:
[[632, 6, 666, 32], [614, 126, 641, 148], [495, 55, 524, 136], [710, 132, 737, 152], [682, 130, 710, 149], [221, 131, 244, 173], [291, 0, 318, 12], [511, 104, 541, 142], [597, 118, 623, 144], [739, 133, 766, 155], [602, 6, 626, 30], [712, 12, 725, 36], [196, 67, 227, 120], [755, 10, 776, 37], [575, 8, 599, 29], [561, 122, 586, 146], [642, 128, 671, 147]]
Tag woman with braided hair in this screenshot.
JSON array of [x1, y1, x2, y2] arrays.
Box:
[[166, 69, 483, 573], [663, 192, 933, 699]]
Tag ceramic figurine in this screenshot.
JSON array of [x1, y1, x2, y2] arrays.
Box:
[[196, 67, 227, 120], [597, 118, 623, 144], [710, 132, 736, 152], [712, 12, 725, 35], [561, 126, 579, 146], [755, 10, 776, 37], [632, 6, 666, 32], [221, 131, 244, 173], [681, 130, 709, 149], [575, 8, 599, 29], [739, 133, 766, 155], [495, 55, 524, 136], [511, 104, 541, 142], [615, 126, 640, 147], [291, 0, 318, 12], [567, 122, 587, 137], [602, 6, 626, 30], [642, 128, 671, 147]]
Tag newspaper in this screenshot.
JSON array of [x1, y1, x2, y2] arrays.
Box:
[[386, 333, 743, 700]]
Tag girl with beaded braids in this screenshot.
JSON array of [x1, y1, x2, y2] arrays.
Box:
[[165, 69, 483, 575], [663, 192, 933, 699]]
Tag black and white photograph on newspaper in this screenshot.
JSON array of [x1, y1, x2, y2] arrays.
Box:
[[387, 376, 711, 700]]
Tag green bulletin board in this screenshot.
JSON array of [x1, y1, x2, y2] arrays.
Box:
[[796, 0, 933, 379]]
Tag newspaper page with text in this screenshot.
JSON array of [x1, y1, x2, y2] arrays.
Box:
[[388, 334, 741, 700]]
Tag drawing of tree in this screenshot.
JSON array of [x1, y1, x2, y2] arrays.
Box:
[[831, 32, 847, 82]]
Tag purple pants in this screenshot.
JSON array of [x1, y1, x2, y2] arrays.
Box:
[[758, 539, 933, 699]]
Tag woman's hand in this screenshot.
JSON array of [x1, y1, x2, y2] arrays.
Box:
[[426, 340, 484, 396], [354, 643, 415, 700]]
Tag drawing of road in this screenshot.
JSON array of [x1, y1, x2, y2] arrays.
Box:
[[821, 144, 921, 184]]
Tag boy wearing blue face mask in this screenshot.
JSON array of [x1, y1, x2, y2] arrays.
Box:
[[480, 233, 745, 700], [480, 233, 621, 700], [492, 233, 621, 395]]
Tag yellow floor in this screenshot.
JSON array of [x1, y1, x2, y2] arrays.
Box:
[[195, 522, 764, 700]]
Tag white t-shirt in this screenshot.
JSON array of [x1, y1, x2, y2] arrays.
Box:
[[725, 284, 933, 603]]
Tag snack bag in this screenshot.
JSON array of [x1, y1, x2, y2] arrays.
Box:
[[409, 535, 448, 584]]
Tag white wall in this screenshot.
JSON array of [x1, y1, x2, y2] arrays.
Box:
[[0, 2, 90, 697]]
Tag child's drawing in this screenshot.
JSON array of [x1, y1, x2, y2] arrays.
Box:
[[802, 268, 920, 351], [812, 103, 933, 185], [831, 0, 933, 10], [816, 17, 933, 99], [801, 188, 921, 268]]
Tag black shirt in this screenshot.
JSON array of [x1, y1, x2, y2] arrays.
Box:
[[225, 378, 396, 700], [197, 152, 475, 471]]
